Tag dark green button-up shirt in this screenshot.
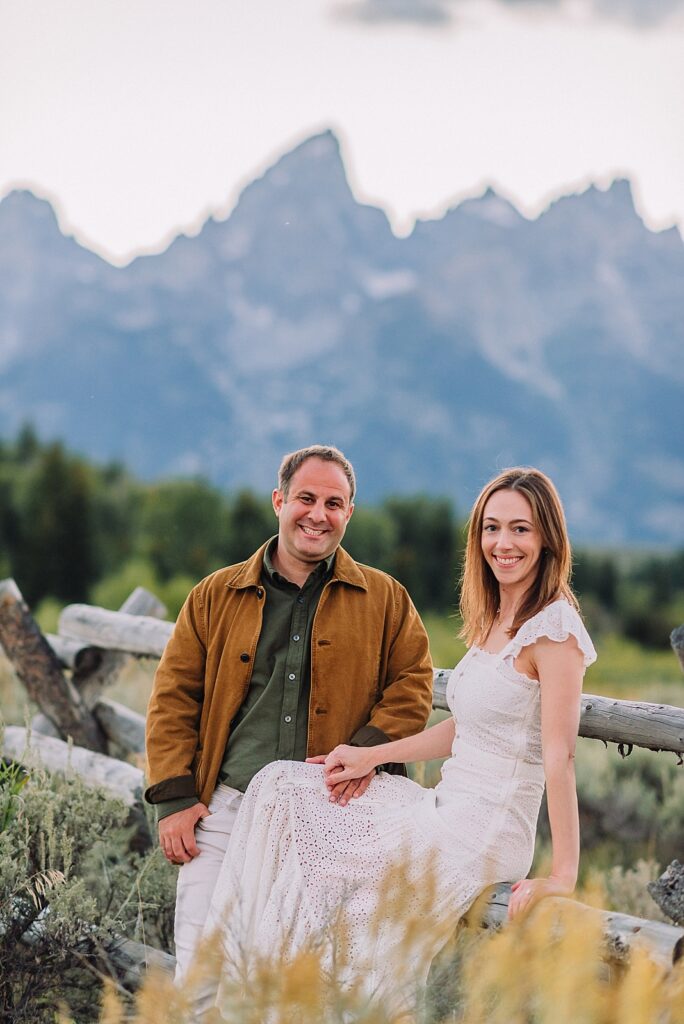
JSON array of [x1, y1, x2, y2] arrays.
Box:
[[218, 539, 333, 792], [156, 539, 333, 820]]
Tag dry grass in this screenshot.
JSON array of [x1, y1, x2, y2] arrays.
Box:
[[62, 885, 684, 1024], [0, 651, 157, 726], [0, 650, 32, 725]]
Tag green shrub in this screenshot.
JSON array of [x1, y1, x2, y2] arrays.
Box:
[[0, 758, 176, 1023], [568, 740, 683, 869], [598, 859, 670, 922]]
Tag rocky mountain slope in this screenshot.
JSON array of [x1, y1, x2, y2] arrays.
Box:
[[1, 131, 682, 543]]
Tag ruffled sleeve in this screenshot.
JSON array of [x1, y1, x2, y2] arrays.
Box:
[[507, 600, 597, 670]]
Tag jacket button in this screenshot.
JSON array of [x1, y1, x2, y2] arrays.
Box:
[[240, 652, 250, 662], [256, 588, 264, 599]]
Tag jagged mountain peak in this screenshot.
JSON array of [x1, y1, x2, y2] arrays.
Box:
[[0, 188, 110, 287], [539, 177, 644, 227], [0, 134, 682, 543], [0, 189, 69, 253], [452, 188, 524, 228], [0, 187, 59, 221], [226, 128, 355, 215]]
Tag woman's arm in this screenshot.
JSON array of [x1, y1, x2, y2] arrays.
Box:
[[309, 716, 456, 794], [508, 634, 585, 920]]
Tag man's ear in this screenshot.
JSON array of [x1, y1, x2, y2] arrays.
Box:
[[272, 488, 284, 516], [346, 503, 354, 523]]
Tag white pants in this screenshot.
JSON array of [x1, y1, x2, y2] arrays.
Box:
[[174, 784, 243, 1015]]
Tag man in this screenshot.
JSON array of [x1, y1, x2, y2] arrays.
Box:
[[144, 444, 433, 994]]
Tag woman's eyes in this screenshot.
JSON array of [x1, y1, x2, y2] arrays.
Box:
[[483, 524, 530, 533]]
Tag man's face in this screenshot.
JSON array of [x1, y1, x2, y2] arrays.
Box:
[[273, 458, 354, 566]]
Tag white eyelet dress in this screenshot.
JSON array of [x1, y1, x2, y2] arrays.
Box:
[[205, 600, 596, 1013]]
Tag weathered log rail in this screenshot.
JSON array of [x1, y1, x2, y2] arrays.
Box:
[[2, 726, 144, 807], [433, 671, 684, 756], [0, 581, 170, 846], [1, 577, 684, 988], [0, 580, 107, 752], [0, 908, 176, 988], [19, 596, 684, 757], [58, 602, 173, 658], [470, 882, 684, 967]]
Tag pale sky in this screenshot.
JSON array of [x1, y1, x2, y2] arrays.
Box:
[[1, 0, 683, 264]]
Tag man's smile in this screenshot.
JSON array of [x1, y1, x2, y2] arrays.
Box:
[[300, 524, 328, 537]]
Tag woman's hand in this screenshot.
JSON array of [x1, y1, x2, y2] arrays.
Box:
[[305, 749, 378, 786], [507, 875, 575, 921], [322, 744, 379, 784]]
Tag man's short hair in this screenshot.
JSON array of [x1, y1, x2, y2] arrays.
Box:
[[278, 445, 356, 503]]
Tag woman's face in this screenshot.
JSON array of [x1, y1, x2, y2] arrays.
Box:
[[481, 489, 544, 591]]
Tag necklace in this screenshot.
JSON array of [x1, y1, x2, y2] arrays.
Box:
[[496, 606, 514, 629]]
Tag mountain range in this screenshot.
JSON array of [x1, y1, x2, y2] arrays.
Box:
[[1, 130, 683, 544]]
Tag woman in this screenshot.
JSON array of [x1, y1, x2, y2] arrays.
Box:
[[205, 467, 596, 1011]]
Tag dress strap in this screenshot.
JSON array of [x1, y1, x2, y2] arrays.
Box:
[[507, 600, 597, 669]]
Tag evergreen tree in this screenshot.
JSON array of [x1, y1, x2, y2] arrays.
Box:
[[141, 479, 227, 582], [14, 443, 98, 604], [383, 496, 461, 612], [341, 505, 396, 572], [14, 422, 40, 465], [225, 489, 275, 564]]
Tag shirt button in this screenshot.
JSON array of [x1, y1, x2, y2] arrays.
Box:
[[284, 715, 292, 723], [288, 673, 296, 680], [297, 596, 304, 604], [240, 652, 250, 663], [292, 634, 300, 642], [256, 588, 264, 599]]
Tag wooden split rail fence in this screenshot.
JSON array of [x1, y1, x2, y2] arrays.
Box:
[[1, 577, 683, 985]]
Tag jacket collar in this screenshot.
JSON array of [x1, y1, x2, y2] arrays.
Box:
[[224, 540, 368, 592], [331, 544, 369, 591]]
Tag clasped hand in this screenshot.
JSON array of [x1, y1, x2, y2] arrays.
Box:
[[305, 744, 378, 806]]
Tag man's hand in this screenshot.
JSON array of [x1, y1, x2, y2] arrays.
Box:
[[306, 752, 376, 807], [327, 767, 376, 806], [158, 803, 210, 864]]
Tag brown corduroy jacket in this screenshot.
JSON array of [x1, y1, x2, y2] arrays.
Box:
[[145, 543, 434, 807]]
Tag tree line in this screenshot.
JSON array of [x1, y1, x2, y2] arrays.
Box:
[[0, 426, 682, 646]]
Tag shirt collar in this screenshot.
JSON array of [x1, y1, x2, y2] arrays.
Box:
[[262, 536, 336, 585]]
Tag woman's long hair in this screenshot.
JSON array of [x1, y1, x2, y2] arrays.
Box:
[[459, 467, 577, 647]]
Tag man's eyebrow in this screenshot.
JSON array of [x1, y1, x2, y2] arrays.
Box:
[[296, 488, 346, 502]]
